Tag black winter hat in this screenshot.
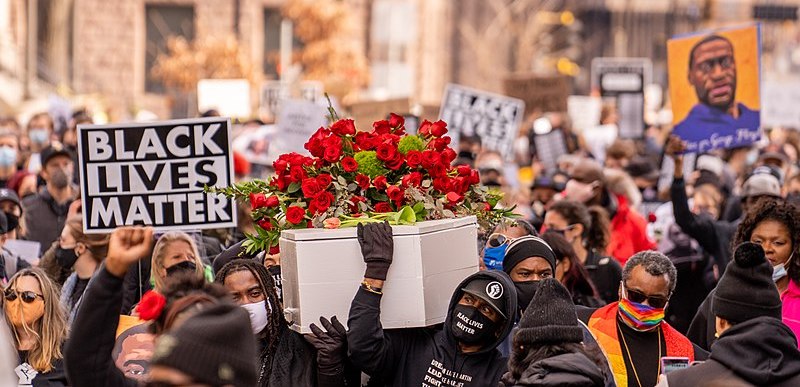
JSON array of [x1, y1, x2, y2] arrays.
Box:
[[503, 235, 556, 274], [514, 278, 583, 345], [150, 303, 257, 386], [713, 242, 782, 324], [461, 277, 508, 320]]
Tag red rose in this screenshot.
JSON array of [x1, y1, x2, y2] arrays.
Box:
[[271, 176, 288, 191], [401, 172, 422, 188], [469, 170, 480, 184], [269, 244, 280, 255], [433, 177, 452, 192], [138, 291, 166, 321], [454, 177, 470, 194], [457, 165, 472, 177], [331, 119, 357, 136], [429, 137, 451, 152], [355, 174, 371, 190], [389, 113, 404, 129], [286, 206, 306, 224], [301, 178, 323, 198], [405, 150, 422, 169], [316, 173, 333, 188], [421, 150, 441, 169], [289, 166, 306, 182], [429, 165, 447, 178], [430, 120, 448, 137], [323, 134, 342, 148], [446, 191, 463, 204], [273, 159, 288, 173], [349, 195, 366, 212], [418, 120, 432, 136], [373, 120, 391, 134], [373, 176, 388, 190], [483, 202, 492, 212], [376, 143, 398, 162], [387, 185, 405, 203], [304, 127, 330, 157], [341, 156, 359, 173], [441, 148, 457, 164], [324, 146, 342, 163], [374, 202, 393, 213], [250, 193, 268, 209], [355, 132, 376, 150], [384, 155, 404, 170], [257, 219, 273, 230], [265, 195, 280, 208], [312, 191, 335, 213]]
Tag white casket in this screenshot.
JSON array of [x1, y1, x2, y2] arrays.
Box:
[[280, 216, 479, 333]]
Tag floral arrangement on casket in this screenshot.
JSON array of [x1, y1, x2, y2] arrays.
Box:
[[211, 110, 514, 254]]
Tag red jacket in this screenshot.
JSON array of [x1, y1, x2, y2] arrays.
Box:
[[607, 194, 656, 265]]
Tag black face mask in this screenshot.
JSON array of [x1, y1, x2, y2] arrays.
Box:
[[450, 304, 497, 345], [267, 265, 283, 304], [4, 212, 18, 232], [55, 246, 79, 269], [515, 280, 540, 312], [166, 260, 197, 277]]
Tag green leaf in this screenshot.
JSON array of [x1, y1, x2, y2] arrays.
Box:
[[397, 205, 417, 224], [288, 182, 301, 194]]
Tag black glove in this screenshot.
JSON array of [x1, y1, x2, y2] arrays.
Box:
[[357, 222, 394, 281], [304, 316, 347, 375]]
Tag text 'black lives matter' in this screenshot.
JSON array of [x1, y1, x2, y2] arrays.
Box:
[[77, 117, 237, 232]]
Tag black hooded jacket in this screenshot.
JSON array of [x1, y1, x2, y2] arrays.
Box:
[[500, 352, 605, 387], [347, 270, 518, 386], [665, 317, 800, 387]]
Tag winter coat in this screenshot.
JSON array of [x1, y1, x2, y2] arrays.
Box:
[[686, 289, 716, 352], [782, 279, 800, 349], [606, 193, 655, 265], [660, 317, 800, 387], [22, 188, 74, 250], [583, 250, 622, 305], [347, 270, 518, 387], [500, 352, 605, 387], [14, 354, 68, 387]]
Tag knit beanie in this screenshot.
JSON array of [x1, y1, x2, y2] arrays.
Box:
[[503, 235, 556, 274], [150, 303, 258, 386], [514, 278, 583, 345], [713, 242, 782, 323]]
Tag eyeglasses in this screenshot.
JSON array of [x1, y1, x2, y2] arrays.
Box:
[[695, 55, 734, 74], [623, 286, 669, 309], [546, 224, 576, 236], [487, 233, 515, 248], [4, 290, 44, 303]]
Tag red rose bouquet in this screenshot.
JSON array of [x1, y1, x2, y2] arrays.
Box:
[[211, 110, 513, 254]]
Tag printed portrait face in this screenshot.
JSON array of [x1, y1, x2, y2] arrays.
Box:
[[113, 324, 155, 381], [688, 37, 737, 110]]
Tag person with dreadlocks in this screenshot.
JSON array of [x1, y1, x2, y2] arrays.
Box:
[[216, 258, 357, 387]]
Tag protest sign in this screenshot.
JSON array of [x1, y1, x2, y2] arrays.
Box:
[[567, 95, 602, 133], [260, 80, 326, 118], [4, 240, 41, 264], [77, 117, 236, 233], [439, 84, 525, 161], [762, 78, 800, 129], [503, 74, 570, 115], [667, 24, 761, 153], [261, 80, 289, 118], [231, 124, 278, 165], [271, 99, 329, 158], [592, 58, 651, 139], [197, 79, 251, 118], [346, 98, 410, 130]]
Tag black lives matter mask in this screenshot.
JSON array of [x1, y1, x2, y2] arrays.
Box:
[[450, 304, 497, 345]]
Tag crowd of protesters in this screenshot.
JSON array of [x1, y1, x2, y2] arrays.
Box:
[[1, 103, 800, 387]]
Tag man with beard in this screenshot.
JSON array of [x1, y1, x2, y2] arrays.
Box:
[[673, 34, 759, 153]]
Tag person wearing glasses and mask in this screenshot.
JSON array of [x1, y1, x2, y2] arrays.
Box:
[[3, 267, 68, 386], [672, 34, 760, 154], [482, 219, 538, 271], [577, 251, 707, 387]]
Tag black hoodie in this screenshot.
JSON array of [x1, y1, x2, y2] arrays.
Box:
[[500, 352, 605, 387], [665, 316, 800, 387], [347, 271, 518, 386]]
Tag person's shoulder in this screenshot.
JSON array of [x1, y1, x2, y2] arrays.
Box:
[[674, 103, 708, 129], [737, 102, 759, 115]]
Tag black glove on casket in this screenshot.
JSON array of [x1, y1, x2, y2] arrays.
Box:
[[357, 222, 394, 281]]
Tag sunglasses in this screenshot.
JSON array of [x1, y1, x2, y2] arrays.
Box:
[[546, 224, 576, 236], [624, 286, 669, 309], [487, 233, 515, 248], [4, 290, 44, 303]]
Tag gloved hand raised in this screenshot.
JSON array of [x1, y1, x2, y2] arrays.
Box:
[[357, 222, 394, 281], [304, 316, 347, 376]]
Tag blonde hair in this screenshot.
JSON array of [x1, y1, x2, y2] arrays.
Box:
[[4, 268, 67, 373], [151, 231, 204, 291], [65, 215, 110, 262]]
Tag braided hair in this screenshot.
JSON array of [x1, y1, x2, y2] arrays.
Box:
[[215, 259, 283, 386]]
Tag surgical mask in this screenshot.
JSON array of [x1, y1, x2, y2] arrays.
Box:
[[450, 304, 497, 345], [5, 297, 45, 328], [483, 245, 508, 271], [514, 280, 540, 312], [242, 300, 269, 334], [55, 246, 79, 269], [28, 128, 49, 145], [618, 288, 665, 332], [165, 260, 197, 277], [50, 168, 72, 189], [563, 180, 598, 203], [773, 252, 794, 282], [0, 147, 16, 167]]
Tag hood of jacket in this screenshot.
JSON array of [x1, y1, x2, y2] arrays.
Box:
[[711, 316, 800, 385], [443, 270, 518, 355], [502, 352, 604, 387]]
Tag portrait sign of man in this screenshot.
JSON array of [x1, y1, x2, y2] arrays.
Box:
[[668, 25, 761, 153], [112, 324, 155, 382]]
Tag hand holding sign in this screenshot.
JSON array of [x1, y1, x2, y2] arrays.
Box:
[[105, 226, 154, 278], [664, 135, 688, 178]]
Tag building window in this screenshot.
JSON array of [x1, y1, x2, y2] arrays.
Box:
[[145, 4, 194, 93], [263, 8, 302, 79], [369, 0, 415, 98]]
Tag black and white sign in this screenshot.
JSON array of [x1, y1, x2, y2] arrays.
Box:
[[591, 58, 651, 139], [439, 84, 525, 161], [77, 117, 236, 233]]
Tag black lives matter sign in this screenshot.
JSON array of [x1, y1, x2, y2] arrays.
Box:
[[77, 117, 236, 233]]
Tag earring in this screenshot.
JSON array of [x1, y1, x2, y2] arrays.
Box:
[[714, 332, 720, 339]]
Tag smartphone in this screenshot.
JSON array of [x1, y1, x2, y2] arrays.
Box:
[[660, 357, 690, 374]]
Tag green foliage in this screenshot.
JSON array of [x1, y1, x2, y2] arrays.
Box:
[[354, 151, 388, 178], [397, 135, 425, 154]]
